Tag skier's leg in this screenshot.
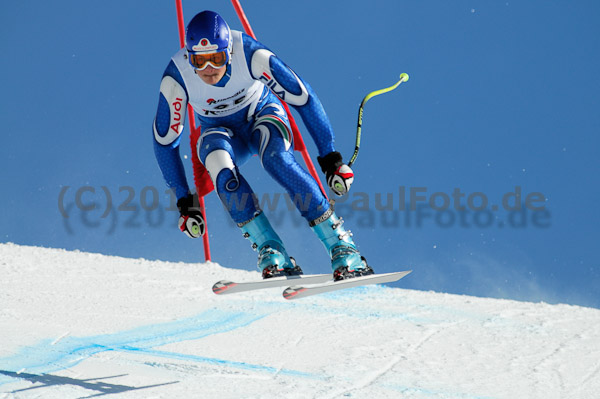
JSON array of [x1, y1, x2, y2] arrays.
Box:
[[197, 127, 297, 277], [251, 102, 372, 279], [251, 102, 328, 222], [238, 211, 302, 278], [197, 127, 257, 224], [309, 209, 373, 280]]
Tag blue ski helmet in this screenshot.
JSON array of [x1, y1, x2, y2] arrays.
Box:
[[185, 11, 232, 70]]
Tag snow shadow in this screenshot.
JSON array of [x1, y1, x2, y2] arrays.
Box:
[[0, 370, 177, 398]]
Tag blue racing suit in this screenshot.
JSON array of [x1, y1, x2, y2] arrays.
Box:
[[152, 30, 337, 225]]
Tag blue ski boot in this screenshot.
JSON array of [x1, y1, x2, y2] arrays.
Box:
[[240, 212, 302, 279], [310, 209, 374, 281]]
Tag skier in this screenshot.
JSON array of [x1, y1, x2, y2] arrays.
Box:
[[152, 10, 373, 280]]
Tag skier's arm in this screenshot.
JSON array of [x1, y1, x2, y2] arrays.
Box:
[[152, 60, 191, 200], [242, 34, 335, 158], [243, 34, 353, 195]]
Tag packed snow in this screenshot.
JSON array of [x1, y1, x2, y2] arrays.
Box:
[[1, 243, 599, 398]]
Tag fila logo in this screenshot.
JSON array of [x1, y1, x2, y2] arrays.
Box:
[[259, 72, 286, 99]]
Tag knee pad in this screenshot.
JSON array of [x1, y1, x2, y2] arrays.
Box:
[[197, 128, 239, 191], [203, 149, 240, 191]]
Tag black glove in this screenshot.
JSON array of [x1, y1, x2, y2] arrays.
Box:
[[177, 193, 206, 238], [317, 151, 355, 196]]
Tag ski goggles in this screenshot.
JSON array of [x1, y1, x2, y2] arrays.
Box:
[[188, 50, 229, 70]]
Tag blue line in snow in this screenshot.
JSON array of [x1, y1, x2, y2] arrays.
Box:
[[0, 308, 320, 386], [125, 347, 320, 379]]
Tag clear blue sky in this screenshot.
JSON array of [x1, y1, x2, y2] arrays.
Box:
[[1, 1, 599, 308]]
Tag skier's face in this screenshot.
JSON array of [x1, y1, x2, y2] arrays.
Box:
[[195, 65, 227, 85]]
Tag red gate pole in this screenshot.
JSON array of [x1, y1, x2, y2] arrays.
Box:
[[230, 0, 328, 199], [174, 0, 211, 261]]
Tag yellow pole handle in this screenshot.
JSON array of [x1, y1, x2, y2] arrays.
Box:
[[349, 73, 409, 167]]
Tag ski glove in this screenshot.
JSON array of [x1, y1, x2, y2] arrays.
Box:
[[177, 193, 206, 239], [317, 151, 355, 196]]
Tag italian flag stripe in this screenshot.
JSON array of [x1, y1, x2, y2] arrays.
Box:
[[262, 115, 292, 147]]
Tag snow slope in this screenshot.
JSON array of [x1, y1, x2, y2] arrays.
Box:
[[1, 243, 599, 399]]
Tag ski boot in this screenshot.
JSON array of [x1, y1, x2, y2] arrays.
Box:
[[310, 209, 374, 281], [239, 212, 303, 279]]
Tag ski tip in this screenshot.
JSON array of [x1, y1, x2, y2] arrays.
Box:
[[282, 286, 306, 300], [391, 270, 413, 280], [212, 280, 237, 295]]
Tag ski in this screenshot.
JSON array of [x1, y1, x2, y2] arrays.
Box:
[[212, 273, 332, 295], [282, 270, 412, 300]]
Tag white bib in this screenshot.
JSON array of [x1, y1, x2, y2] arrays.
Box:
[[172, 30, 263, 119]]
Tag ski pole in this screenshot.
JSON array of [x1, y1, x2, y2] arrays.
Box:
[[348, 73, 409, 168]]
